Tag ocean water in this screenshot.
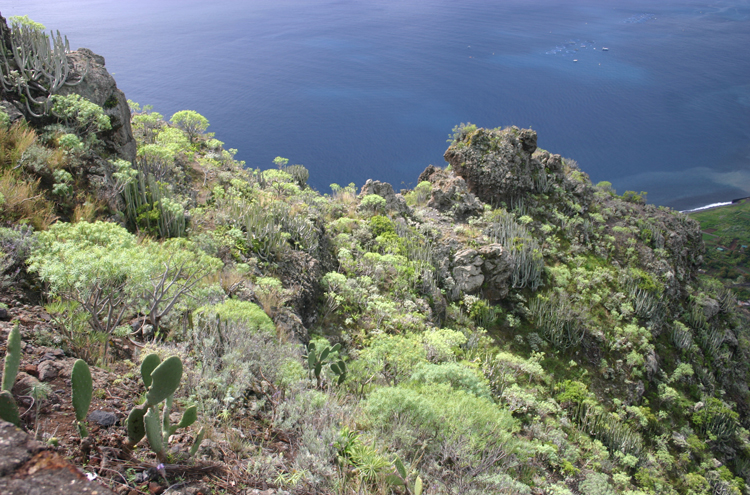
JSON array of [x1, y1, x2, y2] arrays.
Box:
[[5, 0, 750, 210]]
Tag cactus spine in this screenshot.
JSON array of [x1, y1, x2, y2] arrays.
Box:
[[125, 354, 201, 462], [71, 359, 92, 438], [0, 323, 21, 426]]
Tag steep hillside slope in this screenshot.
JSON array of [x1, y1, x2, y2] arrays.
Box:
[[1, 15, 749, 495]]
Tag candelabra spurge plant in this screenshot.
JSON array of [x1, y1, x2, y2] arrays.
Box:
[[0, 22, 88, 118], [124, 354, 203, 462]]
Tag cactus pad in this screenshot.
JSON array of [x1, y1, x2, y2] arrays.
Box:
[[140, 353, 161, 389], [71, 359, 92, 423], [146, 355, 182, 406], [2, 323, 21, 392], [126, 405, 148, 445], [144, 405, 164, 456], [0, 390, 20, 426]]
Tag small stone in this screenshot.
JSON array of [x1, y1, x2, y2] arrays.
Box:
[[37, 360, 59, 381], [88, 410, 118, 427], [163, 484, 211, 495], [12, 372, 40, 396], [41, 349, 65, 361], [0, 307, 10, 321]]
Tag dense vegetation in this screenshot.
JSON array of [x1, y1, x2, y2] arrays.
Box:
[[1, 15, 750, 495]]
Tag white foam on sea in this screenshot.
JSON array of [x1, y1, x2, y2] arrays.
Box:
[[681, 201, 733, 213]]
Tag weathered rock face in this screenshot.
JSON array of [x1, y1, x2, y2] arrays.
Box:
[[444, 126, 543, 205], [451, 243, 513, 300], [452, 248, 485, 294], [359, 179, 409, 214], [276, 250, 322, 331], [57, 48, 136, 162], [0, 100, 24, 124], [418, 165, 483, 219], [443, 126, 595, 209], [0, 9, 136, 163], [478, 244, 514, 300], [273, 307, 309, 343]]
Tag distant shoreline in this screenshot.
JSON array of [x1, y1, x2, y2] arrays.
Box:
[[681, 196, 750, 213]]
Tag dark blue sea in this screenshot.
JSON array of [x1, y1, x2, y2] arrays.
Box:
[[6, 0, 750, 210]]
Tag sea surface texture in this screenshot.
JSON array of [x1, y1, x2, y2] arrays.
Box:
[[7, 0, 750, 209]]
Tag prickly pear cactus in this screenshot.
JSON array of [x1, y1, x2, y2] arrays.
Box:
[[2, 323, 21, 392], [0, 323, 21, 426], [71, 359, 92, 437]]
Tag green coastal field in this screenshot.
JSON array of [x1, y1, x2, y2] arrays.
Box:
[[690, 200, 750, 299]]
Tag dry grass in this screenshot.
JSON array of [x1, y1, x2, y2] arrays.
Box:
[[0, 121, 36, 169], [0, 170, 56, 229], [204, 267, 248, 295], [72, 198, 106, 223]]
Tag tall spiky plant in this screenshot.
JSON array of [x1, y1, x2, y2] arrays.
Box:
[[0, 22, 88, 117]]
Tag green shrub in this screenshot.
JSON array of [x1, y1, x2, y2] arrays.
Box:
[[555, 380, 591, 405], [30, 222, 220, 361], [355, 334, 426, 386], [197, 299, 274, 335], [50, 94, 111, 136], [369, 215, 395, 237], [170, 110, 209, 143], [447, 122, 477, 144], [155, 126, 191, 154], [360, 194, 386, 214], [421, 327, 466, 362], [184, 307, 295, 414], [410, 362, 490, 398], [365, 382, 519, 483], [404, 181, 432, 207], [579, 473, 616, 495]]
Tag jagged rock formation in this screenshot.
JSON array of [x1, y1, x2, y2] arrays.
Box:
[[0, 14, 135, 162], [417, 165, 483, 219], [57, 48, 136, 162], [444, 126, 592, 209], [359, 179, 409, 214], [451, 244, 513, 299], [276, 250, 323, 331]]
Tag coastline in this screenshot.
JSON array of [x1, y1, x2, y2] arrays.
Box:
[[681, 201, 733, 213], [681, 195, 750, 213]]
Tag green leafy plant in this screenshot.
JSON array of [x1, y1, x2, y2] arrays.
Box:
[[306, 341, 346, 388], [50, 94, 111, 137], [359, 194, 387, 215], [386, 457, 424, 495], [170, 110, 209, 144]]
